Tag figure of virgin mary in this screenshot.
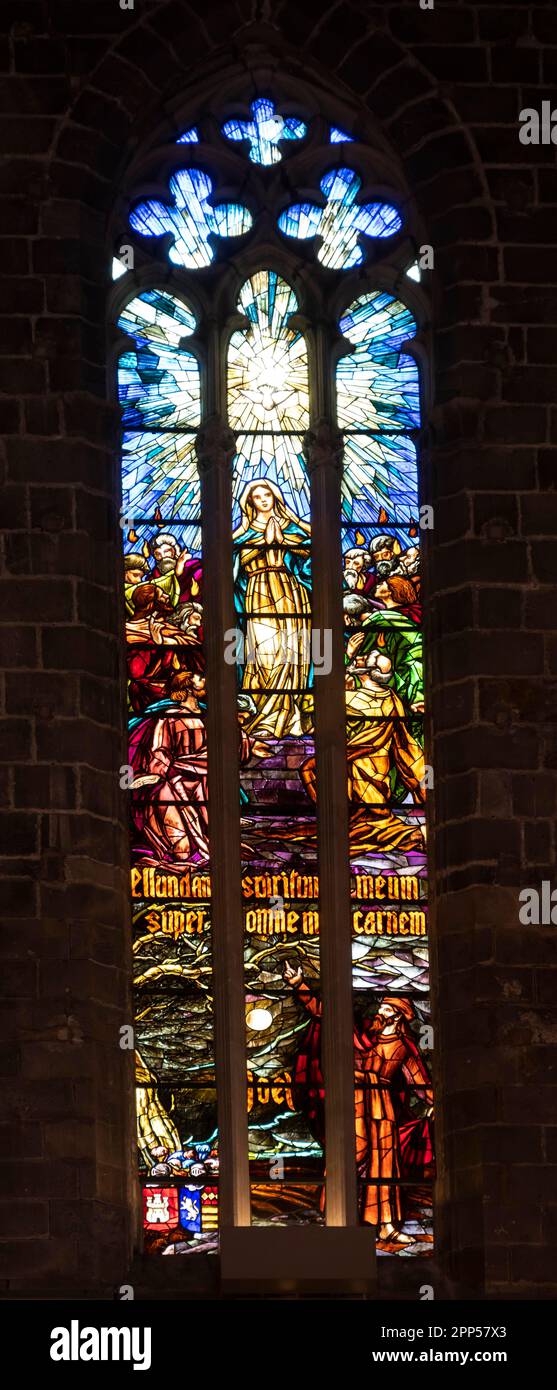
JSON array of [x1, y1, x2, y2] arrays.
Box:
[[233, 479, 312, 738]]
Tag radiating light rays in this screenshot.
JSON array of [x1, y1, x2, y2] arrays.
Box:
[[340, 284, 431, 1249], [228, 272, 310, 518], [278, 168, 402, 270], [222, 98, 306, 166], [228, 333, 307, 430], [118, 353, 200, 433], [228, 274, 309, 432], [337, 290, 419, 434], [113, 88, 434, 1259], [338, 354, 419, 433], [129, 168, 252, 269]]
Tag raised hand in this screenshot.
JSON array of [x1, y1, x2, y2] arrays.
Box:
[[175, 548, 192, 576], [346, 631, 365, 659], [283, 960, 303, 989]]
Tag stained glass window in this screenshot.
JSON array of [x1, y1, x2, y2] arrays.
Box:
[[278, 168, 402, 269], [406, 259, 421, 282], [118, 289, 219, 1253], [176, 126, 199, 144], [330, 126, 354, 142], [228, 271, 323, 1225], [129, 169, 252, 268], [337, 291, 433, 1252], [115, 93, 433, 1263]]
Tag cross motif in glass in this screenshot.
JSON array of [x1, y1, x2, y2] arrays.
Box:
[[278, 166, 402, 269], [129, 168, 252, 269], [222, 97, 306, 166]]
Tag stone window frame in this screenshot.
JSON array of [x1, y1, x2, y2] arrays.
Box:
[[106, 67, 433, 1239]]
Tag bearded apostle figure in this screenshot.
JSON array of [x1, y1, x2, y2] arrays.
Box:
[[129, 669, 267, 866], [300, 651, 425, 857], [284, 966, 434, 1246]]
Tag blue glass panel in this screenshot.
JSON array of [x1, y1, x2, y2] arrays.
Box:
[[339, 290, 417, 364], [278, 167, 402, 269], [122, 432, 201, 521], [342, 433, 419, 529], [129, 168, 252, 268], [222, 97, 306, 166], [338, 294, 420, 434], [118, 290, 199, 433], [176, 126, 199, 144], [337, 289, 419, 529]]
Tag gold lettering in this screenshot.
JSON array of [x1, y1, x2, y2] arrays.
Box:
[[191, 874, 210, 899], [130, 867, 142, 899]]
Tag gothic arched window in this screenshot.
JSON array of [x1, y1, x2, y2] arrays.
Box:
[[111, 83, 433, 1259]]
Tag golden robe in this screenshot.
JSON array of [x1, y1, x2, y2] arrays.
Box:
[[345, 684, 425, 853], [238, 532, 311, 738], [300, 683, 425, 854]]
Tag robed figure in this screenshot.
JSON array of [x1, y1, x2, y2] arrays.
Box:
[[284, 965, 434, 1246], [299, 653, 425, 857], [128, 670, 211, 866], [233, 480, 312, 738]]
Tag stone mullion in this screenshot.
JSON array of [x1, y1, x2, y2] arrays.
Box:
[[304, 403, 358, 1228], [196, 405, 251, 1230]]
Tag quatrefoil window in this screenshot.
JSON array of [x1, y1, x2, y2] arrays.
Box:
[[278, 167, 402, 269], [222, 97, 306, 166], [129, 168, 253, 269]]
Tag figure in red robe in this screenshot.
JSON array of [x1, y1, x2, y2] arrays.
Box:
[[126, 585, 204, 715], [284, 964, 434, 1246], [129, 669, 267, 866], [129, 669, 211, 865]]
